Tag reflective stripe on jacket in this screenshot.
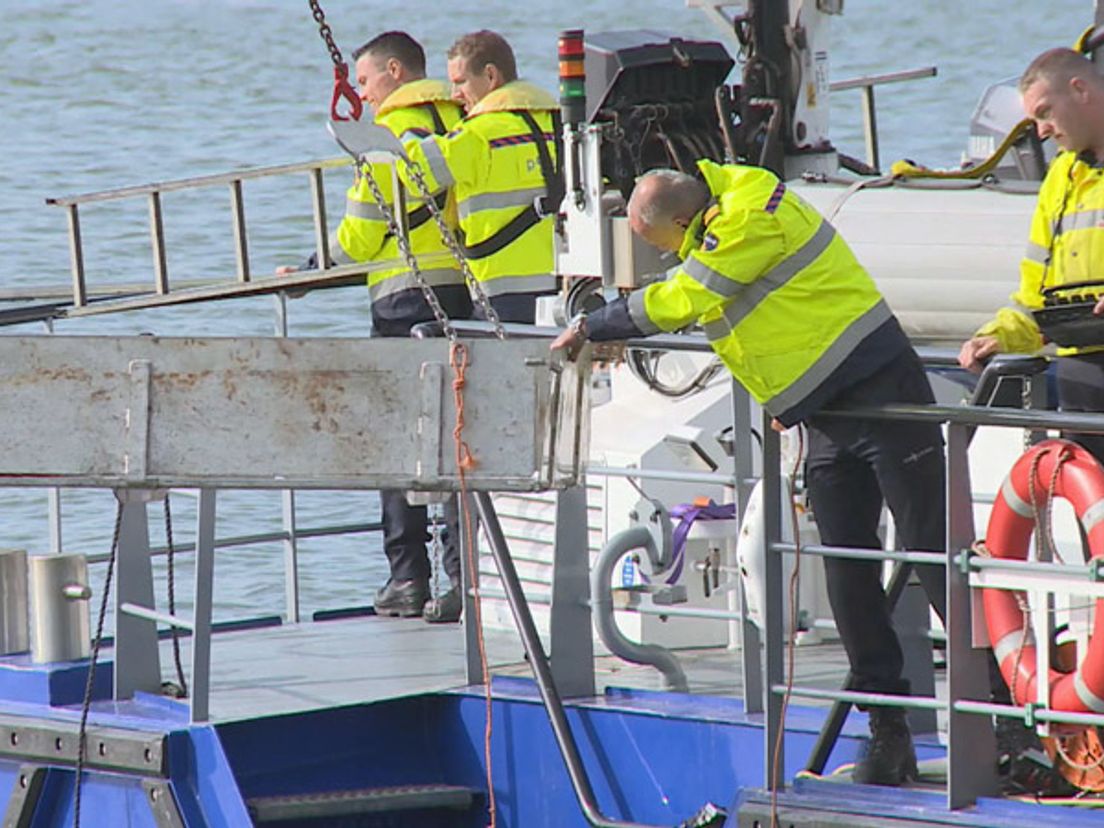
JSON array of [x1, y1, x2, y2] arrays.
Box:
[[976, 150, 1104, 356], [629, 159, 890, 419], [333, 79, 464, 303], [404, 81, 558, 297]]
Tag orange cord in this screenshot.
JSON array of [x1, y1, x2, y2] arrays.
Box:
[[450, 341, 496, 828]]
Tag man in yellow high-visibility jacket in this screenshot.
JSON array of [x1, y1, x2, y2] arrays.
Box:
[[284, 32, 472, 623], [403, 30, 560, 323], [960, 47, 1104, 464], [554, 161, 945, 786]]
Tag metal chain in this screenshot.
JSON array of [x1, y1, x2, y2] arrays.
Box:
[[360, 170, 459, 342], [164, 495, 188, 698], [428, 502, 444, 601], [308, 0, 344, 67], [400, 159, 507, 339]]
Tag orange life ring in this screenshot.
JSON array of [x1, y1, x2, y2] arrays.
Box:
[[983, 439, 1104, 712]]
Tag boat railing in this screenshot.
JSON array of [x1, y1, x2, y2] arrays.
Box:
[[44, 156, 354, 310], [828, 66, 937, 173], [762, 386, 1104, 809]]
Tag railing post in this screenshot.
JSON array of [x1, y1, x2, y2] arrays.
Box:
[[309, 168, 330, 270], [44, 318, 62, 556], [549, 483, 595, 698], [461, 491, 482, 686], [762, 411, 786, 790], [945, 422, 1000, 808], [113, 490, 163, 699], [65, 204, 87, 308], [229, 179, 250, 283], [148, 192, 170, 295], [859, 85, 880, 172], [190, 489, 216, 723], [729, 380, 763, 713], [272, 293, 300, 624]]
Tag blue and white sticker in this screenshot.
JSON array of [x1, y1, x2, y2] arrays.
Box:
[[702, 232, 719, 252]]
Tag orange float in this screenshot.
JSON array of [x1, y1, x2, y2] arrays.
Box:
[[982, 439, 1104, 712]]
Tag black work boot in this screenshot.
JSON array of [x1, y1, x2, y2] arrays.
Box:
[[374, 579, 428, 618], [423, 579, 463, 624], [852, 706, 918, 786]]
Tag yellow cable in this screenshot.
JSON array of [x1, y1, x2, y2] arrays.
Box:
[[890, 119, 1036, 181]]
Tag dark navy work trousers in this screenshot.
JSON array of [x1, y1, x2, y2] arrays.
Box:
[[804, 347, 947, 696], [1057, 351, 1104, 464], [373, 285, 470, 586]]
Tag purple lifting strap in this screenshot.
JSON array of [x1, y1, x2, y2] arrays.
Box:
[[641, 501, 737, 585]]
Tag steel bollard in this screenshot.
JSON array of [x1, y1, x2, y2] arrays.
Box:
[[0, 549, 29, 655], [29, 555, 91, 664]]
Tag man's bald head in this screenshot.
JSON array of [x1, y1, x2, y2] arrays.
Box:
[[627, 169, 710, 253]]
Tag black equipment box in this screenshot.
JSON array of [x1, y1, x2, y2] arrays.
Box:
[[1033, 282, 1104, 348]]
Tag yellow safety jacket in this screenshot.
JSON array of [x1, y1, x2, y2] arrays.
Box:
[[333, 79, 464, 308], [976, 150, 1104, 356], [627, 159, 893, 423], [404, 81, 559, 298]]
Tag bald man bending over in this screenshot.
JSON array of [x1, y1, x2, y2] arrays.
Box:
[[554, 159, 1015, 787]]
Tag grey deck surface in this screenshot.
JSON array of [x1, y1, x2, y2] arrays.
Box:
[[157, 615, 857, 723]]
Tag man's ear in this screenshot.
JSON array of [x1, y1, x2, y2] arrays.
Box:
[[1070, 75, 1090, 103], [485, 63, 501, 87], [387, 57, 403, 80]]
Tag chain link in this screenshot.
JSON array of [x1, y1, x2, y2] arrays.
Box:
[[428, 502, 444, 601], [308, 0, 344, 67], [360, 169, 459, 341], [401, 159, 507, 340]]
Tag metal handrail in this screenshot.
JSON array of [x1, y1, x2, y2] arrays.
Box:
[[762, 371, 1104, 810], [44, 155, 357, 308]]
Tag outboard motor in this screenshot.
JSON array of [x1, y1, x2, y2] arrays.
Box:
[[966, 77, 1049, 181]]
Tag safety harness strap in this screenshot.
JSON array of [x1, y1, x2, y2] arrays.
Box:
[[458, 110, 563, 261]]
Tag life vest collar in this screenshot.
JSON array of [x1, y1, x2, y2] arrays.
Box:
[[466, 81, 557, 117], [376, 78, 453, 118], [678, 199, 721, 260]]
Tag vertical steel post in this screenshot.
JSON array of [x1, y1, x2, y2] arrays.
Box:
[[946, 423, 1000, 808], [729, 380, 763, 713], [0, 550, 29, 656], [229, 180, 250, 283], [273, 294, 300, 623], [190, 490, 216, 723], [460, 492, 482, 685], [860, 86, 880, 171], [549, 484, 596, 698], [148, 192, 170, 295], [65, 204, 87, 308], [42, 319, 63, 556], [113, 492, 162, 699], [309, 168, 330, 270], [762, 411, 785, 789]]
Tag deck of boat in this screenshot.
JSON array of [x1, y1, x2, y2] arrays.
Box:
[[153, 611, 855, 723]]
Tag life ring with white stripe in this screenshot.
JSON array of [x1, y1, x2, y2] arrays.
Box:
[[982, 439, 1104, 712]]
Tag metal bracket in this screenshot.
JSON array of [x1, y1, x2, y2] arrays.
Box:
[[2, 764, 46, 828], [957, 547, 975, 576], [416, 361, 444, 484], [143, 779, 186, 828], [0, 714, 166, 776], [125, 360, 152, 480], [1023, 701, 1040, 729], [1090, 559, 1104, 583]]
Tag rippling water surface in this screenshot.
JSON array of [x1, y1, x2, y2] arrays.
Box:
[[0, 0, 1092, 620]]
